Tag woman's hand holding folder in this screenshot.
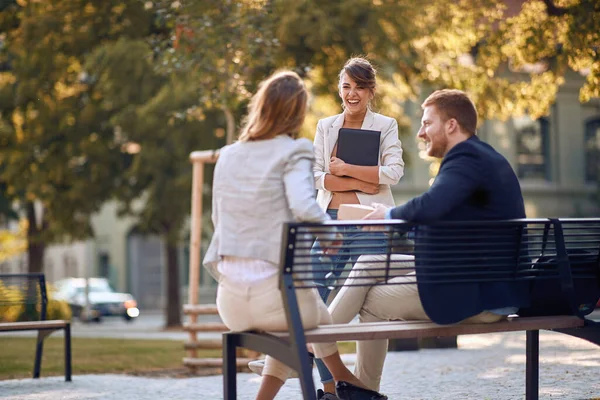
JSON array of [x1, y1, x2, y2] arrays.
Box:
[[329, 156, 347, 176], [329, 157, 379, 194], [329, 155, 380, 189]]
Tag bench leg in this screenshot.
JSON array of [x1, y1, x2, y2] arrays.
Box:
[[223, 335, 237, 400], [526, 330, 539, 400], [64, 324, 72, 382], [297, 352, 317, 400], [33, 331, 44, 379]]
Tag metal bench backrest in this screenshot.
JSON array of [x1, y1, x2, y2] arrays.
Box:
[[0, 273, 48, 323], [280, 218, 600, 314]]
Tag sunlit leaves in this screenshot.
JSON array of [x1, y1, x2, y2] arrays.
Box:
[[580, 61, 600, 102], [0, 219, 26, 262], [482, 0, 600, 115]]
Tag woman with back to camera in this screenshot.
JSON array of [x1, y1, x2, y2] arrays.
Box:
[[203, 70, 387, 400], [311, 57, 405, 396]]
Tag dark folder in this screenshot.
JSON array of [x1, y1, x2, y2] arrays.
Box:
[[337, 128, 381, 166]]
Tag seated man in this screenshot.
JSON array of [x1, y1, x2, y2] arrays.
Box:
[[323, 89, 531, 392]]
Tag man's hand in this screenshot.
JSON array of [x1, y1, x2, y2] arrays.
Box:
[[362, 203, 392, 231], [363, 203, 391, 220], [329, 157, 347, 176]]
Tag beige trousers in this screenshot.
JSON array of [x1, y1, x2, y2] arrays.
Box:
[[328, 254, 505, 391], [217, 275, 338, 381]]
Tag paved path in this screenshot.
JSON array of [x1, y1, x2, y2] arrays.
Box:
[[1, 331, 599, 399]]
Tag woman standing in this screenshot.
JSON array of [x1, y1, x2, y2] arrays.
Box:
[[203, 70, 387, 400], [314, 57, 404, 214]]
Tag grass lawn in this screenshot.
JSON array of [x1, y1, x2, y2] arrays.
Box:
[[0, 337, 356, 380], [0, 337, 219, 380]]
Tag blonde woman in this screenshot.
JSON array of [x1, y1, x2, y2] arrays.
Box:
[[203, 71, 387, 400]]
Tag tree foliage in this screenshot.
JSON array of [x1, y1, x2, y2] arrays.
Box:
[[169, 0, 279, 143], [0, 0, 154, 272], [0, 219, 25, 262], [412, 0, 600, 119], [273, 0, 599, 121], [80, 4, 228, 325]]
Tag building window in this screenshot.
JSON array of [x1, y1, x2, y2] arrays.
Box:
[[585, 118, 600, 184], [515, 116, 551, 181]]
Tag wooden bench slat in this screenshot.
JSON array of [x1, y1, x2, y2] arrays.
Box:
[[0, 320, 70, 332], [183, 322, 229, 332], [183, 304, 219, 315], [267, 316, 584, 342], [184, 339, 223, 350]]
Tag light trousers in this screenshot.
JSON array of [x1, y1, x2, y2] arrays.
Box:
[[328, 254, 505, 391], [217, 275, 338, 382]]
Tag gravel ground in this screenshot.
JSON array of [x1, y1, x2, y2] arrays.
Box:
[[1, 331, 599, 400]]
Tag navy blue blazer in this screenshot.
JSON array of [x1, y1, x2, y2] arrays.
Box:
[[390, 136, 530, 324]]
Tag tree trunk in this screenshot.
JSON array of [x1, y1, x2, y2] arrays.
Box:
[[164, 239, 181, 328], [26, 201, 45, 274], [24, 201, 46, 320], [224, 106, 236, 145]]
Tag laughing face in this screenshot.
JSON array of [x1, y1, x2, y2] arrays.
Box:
[[339, 72, 374, 117], [418, 105, 450, 158]]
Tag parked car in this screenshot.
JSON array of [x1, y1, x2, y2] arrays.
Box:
[[53, 277, 140, 322]]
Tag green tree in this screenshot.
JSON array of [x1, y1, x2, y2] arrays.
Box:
[[110, 72, 224, 327], [409, 0, 600, 120], [83, 23, 226, 325], [0, 0, 153, 274], [172, 0, 279, 144], [272, 0, 598, 122]]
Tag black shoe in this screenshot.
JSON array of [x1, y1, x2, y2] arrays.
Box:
[[317, 389, 340, 399], [335, 381, 388, 400]]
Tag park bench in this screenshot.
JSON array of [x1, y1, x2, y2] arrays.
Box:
[[0, 273, 72, 381], [222, 218, 600, 400]]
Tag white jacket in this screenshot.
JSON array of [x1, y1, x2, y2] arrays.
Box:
[[313, 109, 405, 210], [203, 135, 330, 280]]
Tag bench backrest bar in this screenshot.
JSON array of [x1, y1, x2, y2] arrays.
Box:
[[279, 218, 599, 327], [0, 273, 48, 322], [281, 218, 600, 288]]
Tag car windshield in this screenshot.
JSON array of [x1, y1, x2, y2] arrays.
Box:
[[74, 285, 113, 294], [55, 279, 115, 295]]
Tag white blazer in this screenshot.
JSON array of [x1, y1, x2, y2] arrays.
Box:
[[203, 136, 332, 280], [313, 109, 405, 210]]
